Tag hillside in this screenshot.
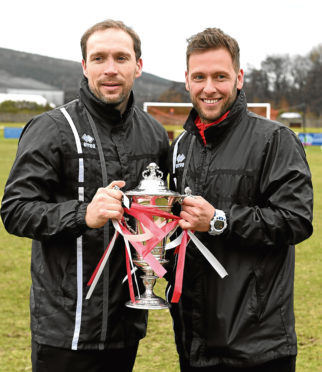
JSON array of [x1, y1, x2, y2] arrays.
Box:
[[0, 47, 189, 107]]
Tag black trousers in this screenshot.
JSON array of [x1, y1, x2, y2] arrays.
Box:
[[32, 340, 139, 372], [180, 356, 296, 372]]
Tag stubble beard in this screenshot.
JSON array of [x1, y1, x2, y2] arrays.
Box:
[[99, 92, 126, 107], [192, 81, 238, 124], [89, 84, 126, 107]]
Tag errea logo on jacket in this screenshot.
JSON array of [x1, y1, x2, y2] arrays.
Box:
[[176, 153, 185, 168], [81, 134, 96, 149]]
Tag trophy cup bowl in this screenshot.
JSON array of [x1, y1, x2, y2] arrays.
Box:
[[124, 163, 181, 310]]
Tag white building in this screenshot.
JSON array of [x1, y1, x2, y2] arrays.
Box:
[[6, 89, 64, 107], [0, 92, 49, 106]]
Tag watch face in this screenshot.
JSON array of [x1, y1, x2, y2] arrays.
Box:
[[214, 219, 225, 230]]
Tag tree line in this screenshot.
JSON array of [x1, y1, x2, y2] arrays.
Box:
[[158, 44, 322, 119], [244, 44, 322, 117]]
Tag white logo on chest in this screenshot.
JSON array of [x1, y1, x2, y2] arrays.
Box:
[[176, 153, 185, 168], [81, 134, 96, 149]]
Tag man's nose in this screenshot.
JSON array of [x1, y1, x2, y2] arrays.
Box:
[[103, 59, 118, 75], [203, 78, 217, 95]]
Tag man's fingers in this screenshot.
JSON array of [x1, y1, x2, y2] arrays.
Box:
[[98, 208, 124, 220], [95, 192, 123, 204], [180, 201, 215, 232], [182, 195, 204, 207], [94, 187, 123, 201], [182, 196, 197, 206], [180, 210, 196, 222], [107, 180, 126, 190], [178, 219, 191, 230], [181, 205, 198, 216], [86, 183, 127, 228], [105, 181, 126, 200]]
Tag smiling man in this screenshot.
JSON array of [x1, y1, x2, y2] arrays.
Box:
[[1, 19, 169, 372], [186, 47, 243, 125], [166, 28, 313, 372]]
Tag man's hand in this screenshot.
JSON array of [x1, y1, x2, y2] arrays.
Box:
[[179, 196, 215, 232], [85, 180, 126, 228]]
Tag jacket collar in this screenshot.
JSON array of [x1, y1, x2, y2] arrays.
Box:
[[184, 90, 247, 143], [79, 77, 134, 126]]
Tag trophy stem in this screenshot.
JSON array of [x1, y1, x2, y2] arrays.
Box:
[[125, 274, 170, 310], [142, 274, 157, 298]]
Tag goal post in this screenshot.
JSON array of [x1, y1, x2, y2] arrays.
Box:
[[143, 102, 271, 140], [247, 103, 271, 120]]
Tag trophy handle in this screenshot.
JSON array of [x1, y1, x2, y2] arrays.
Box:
[[179, 187, 195, 203]]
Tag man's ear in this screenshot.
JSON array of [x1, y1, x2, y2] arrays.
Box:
[[237, 69, 244, 90], [82, 59, 88, 78], [185, 71, 190, 92], [135, 58, 143, 78]]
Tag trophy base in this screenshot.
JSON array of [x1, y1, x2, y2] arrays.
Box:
[[125, 295, 170, 310]]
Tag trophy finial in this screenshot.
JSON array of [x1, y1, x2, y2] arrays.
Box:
[[142, 162, 163, 180], [126, 163, 180, 197]]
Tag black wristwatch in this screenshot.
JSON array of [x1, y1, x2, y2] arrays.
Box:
[[208, 209, 227, 236]]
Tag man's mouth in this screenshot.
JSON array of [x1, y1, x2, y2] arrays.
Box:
[[202, 98, 220, 104], [100, 80, 121, 87]]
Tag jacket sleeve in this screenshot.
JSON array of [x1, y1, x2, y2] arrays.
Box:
[[226, 127, 313, 247], [1, 114, 88, 240]]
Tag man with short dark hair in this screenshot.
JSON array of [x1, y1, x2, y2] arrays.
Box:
[[166, 27, 313, 372], [1, 19, 169, 372]]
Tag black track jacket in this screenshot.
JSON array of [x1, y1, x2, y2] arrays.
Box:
[[166, 90, 313, 367], [1, 78, 169, 350]]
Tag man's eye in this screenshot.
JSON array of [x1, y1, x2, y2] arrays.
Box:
[[193, 75, 204, 81]]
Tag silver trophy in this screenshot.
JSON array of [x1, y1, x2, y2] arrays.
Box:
[[124, 163, 181, 310]]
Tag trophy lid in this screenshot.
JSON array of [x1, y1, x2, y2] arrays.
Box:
[[125, 163, 181, 197]]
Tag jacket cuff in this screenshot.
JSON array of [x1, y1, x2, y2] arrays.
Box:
[[221, 209, 230, 238], [75, 202, 90, 234]]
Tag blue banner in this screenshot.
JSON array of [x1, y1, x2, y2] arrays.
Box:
[[298, 133, 322, 146], [4, 127, 23, 139]]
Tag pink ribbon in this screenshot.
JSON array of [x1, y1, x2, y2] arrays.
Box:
[[86, 202, 228, 304]]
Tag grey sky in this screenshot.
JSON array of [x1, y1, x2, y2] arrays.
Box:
[[1, 0, 321, 82]]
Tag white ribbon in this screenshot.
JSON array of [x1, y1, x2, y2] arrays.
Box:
[[187, 231, 228, 278], [166, 230, 228, 279], [86, 218, 148, 300], [122, 267, 138, 284], [119, 228, 153, 242], [112, 220, 141, 294], [165, 231, 184, 250], [85, 230, 118, 300]]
